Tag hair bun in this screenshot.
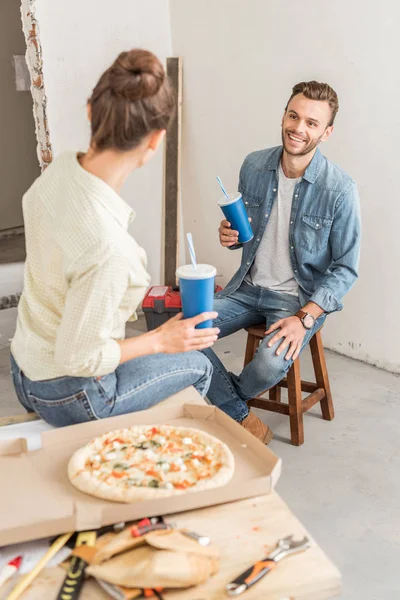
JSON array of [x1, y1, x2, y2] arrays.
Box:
[[110, 49, 165, 101]]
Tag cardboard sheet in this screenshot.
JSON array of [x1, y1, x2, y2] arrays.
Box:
[[1, 400, 281, 546]]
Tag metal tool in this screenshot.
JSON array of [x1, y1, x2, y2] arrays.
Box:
[[181, 529, 210, 546], [130, 516, 170, 537], [226, 535, 310, 596], [154, 516, 210, 546]]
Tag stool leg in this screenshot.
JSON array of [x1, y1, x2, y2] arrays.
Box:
[[269, 386, 282, 402], [244, 334, 259, 367], [310, 332, 335, 421], [287, 359, 304, 446]]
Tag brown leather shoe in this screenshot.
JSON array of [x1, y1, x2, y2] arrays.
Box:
[[241, 411, 273, 445]]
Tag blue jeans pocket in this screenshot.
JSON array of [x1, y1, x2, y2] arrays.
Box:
[[27, 390, 99, 427], [93, 373, 117, 409]]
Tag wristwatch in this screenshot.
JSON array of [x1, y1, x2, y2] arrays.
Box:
[[295, 310, 315, 330]]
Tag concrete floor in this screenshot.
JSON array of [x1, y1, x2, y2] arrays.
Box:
[[0, 317, 399, 599]]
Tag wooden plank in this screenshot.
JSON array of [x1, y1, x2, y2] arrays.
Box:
[[164, 57, 183, 286], [277, 378, 318, 394], [269, 385, 282, 402], [4, 493, 341, 599], [0, 412, 40, 428], [301, 389, 326, 413], [248, 398, 290, 416], [287, 358, 304, 446], [310, 331, 335, 421]]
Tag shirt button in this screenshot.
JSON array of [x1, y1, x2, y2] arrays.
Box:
[[247, 261, 250, 265], [245, 201, 248, 205], [290, 220, 294, 224], [256, 238, 260, 242], [291, 246, 294, 250], [294, 269, 298, 272], [295, 194, 299, 198], [265, 213, 269, 217], [316, 224, 320, 229], [273, 188, 277, 192]]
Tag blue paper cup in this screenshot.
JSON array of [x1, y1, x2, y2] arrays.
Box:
[[218, 193, 254, 243], [176, 264, 217, 329]]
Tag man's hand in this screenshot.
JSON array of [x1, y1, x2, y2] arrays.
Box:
[[218, 219, 239, 247], [218, 217, 251, 247], [265, 316, 306, 361]]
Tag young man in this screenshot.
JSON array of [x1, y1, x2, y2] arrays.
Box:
[[205, 81, 361, 444]]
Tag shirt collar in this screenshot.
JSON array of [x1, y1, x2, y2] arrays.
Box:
[[72, 152, 135, 229], [267, 145, 323, 184]]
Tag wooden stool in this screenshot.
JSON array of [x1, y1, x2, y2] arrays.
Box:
[[244, 325, 334, 446]]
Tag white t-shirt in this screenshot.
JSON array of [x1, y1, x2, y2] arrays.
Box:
[[248, 163, 299, 296]]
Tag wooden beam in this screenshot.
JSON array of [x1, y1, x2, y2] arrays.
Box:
[[164, 57, 183, 286], [0, 413, 40, 428], [277, 378, 318, 394], [247, 398, 290, 416], [301, 389, 326, 413]]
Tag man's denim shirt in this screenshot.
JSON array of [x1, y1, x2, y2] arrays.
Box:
[[218, 146, 361, 313]]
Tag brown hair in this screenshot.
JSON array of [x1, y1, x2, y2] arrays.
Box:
[[88, 49, 176, 151], [286, 81, 339, 126]]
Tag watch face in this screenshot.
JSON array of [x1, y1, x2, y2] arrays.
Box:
[[303, 314, 314, 329]]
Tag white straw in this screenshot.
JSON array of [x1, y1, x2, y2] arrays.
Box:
[[186, 232, 197, 270], [216, 175, 229, 199]]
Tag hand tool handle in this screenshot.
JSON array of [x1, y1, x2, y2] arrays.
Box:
[[226, 559, 276, 595], [7, 532, 73, 600], [55, 530, 97, 600], [55, 555, 87, 600]]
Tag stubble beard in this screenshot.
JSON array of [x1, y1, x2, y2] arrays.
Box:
[[281, 128, 325, 157]]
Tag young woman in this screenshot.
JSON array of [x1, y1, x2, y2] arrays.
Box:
[[10, 49, 219, 428]]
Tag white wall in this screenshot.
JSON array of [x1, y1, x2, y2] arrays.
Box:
[[34, 0, 172, 284], [170, 0, 400, 374]]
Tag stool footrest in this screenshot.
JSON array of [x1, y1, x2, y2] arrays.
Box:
[[301, 389, 326, 412], [278, 379, 318, 394], [248, 398, 290, 416], [248, 388, 326, 416]]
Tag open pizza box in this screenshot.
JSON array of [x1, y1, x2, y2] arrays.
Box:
[[0, 389, 282, 546]]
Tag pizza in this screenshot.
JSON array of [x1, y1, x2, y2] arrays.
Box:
[[68, 425, 235, 502]]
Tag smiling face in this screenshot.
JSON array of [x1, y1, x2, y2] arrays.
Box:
[[281, 93, 334, 157]]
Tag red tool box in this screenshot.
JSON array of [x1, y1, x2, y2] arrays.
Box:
[[142, 285, 222, 330]]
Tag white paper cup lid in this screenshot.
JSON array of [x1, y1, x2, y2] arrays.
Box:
[[217, 192, 241, 207], [176, 264, 217, 280]]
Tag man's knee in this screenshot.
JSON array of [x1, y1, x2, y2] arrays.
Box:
[[251, 340, 291, 387], [212, 298, 232, 328]]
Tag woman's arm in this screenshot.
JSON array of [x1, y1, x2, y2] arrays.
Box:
[[55, 250, 219, 376], [118, 312, 219, 363]]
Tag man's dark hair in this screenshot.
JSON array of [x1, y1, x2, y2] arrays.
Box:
[[286, 81, 339, 126]]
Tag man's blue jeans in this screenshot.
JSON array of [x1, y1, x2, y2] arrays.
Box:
[[204, 281, 325, 422], [10, 350, 212, 427]]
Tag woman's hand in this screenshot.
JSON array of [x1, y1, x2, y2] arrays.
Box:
[[118, 312, 220, 364], [154, 312, 220, 354]]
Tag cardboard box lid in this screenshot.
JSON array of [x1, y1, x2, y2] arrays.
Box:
[[0, 403, 281, 546]]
